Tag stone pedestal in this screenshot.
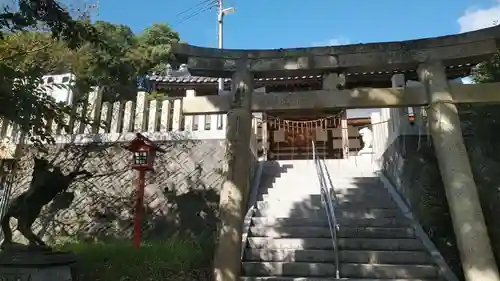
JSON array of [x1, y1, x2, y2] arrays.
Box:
[[0, 247, 76, 281]]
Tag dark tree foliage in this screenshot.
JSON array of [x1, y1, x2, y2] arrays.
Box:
[[472, 49, 500, 83], [0, 1, 179, 145]]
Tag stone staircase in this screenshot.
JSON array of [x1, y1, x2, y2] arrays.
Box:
[[240, 159, 447, 281]]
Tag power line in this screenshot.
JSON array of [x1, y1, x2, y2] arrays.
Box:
[[174, 1, 217, 26], [179, 1, 217, 21], [175, 6, 216, 26], [176, 0, 215, 17]]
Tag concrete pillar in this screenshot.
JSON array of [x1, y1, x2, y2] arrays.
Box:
[[417, 61, 500, 281], [262, 114, 269, 159], [134, 92, 147, 131], [148, 99, 159, 132], [213, 60, 253, 281], [340, 112, 348, 158], [123, 101, 134, 132], [185, 89, 196, 131], [99, 103, 110, 133], [110, 101, 122, 133], [391, 74, 405, 136], [85, 88, 103, 134], [172, 99, 182, 131], [160, 100, 171, 132], [216, 81, 226, 131]]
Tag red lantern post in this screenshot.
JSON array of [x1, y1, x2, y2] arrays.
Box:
[[123, 133, 165, 248]]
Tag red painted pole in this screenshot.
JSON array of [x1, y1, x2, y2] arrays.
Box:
[[133, 170, 146, 248]]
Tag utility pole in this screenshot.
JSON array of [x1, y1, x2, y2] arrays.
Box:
[[217, 0, 235, 93]]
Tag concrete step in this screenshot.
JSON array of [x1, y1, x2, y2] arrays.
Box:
[[265, 188, 389, 200], [242, 262, 335, 277], [332, 181, 384, 188], [262, 169, 308, 178], [254, 207, 404, 219], [244, 249, 433, 264], [326, 177, 380, 184], [318, 167, 376, 174], [271, 178, 381, 188], [342, 264, 439, 279], [255, 201, 400, 213], [258, 197, 397, 209], [249, 225, 415, 238], [247, 237, 424, 251], [268, 183, 386, 194], [242, 262, 438, 279], [269, 172, 380, 181], [267, 175, 382, 186], [336, 200, 398, 209], [313, 172, 377, 178], [252, 217, 411, 228], [324, 158, 377, 168], [263, 189, 389, 199], [319, 172, 378, 177], [241, 278, 439, 281], [263, 193, 394, 203]]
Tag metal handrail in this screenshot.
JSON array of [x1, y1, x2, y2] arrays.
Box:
[[312, 141, 340, 279]]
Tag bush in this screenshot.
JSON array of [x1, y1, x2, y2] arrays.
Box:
[[56, 236, 214, 281]]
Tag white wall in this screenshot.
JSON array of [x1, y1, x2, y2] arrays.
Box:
[[41, 73, 76, 105], [346, 108, 381, 119]]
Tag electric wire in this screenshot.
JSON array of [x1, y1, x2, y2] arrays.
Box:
[[176, 0, 216, 17], [174, 0, 218, 26]]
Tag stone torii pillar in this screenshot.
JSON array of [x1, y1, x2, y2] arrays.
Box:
[[213, 60, 254, 281], [418, 61, 500, 281]]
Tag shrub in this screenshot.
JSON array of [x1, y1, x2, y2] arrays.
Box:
[[56, 236, 214, 281]]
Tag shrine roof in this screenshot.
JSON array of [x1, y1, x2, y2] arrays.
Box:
[[147, 67, 469, 86]]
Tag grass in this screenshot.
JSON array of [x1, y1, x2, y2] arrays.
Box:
[[56, 236, 214, 281]]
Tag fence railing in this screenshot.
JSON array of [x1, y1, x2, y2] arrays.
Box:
[[0, 89, 265, 145]]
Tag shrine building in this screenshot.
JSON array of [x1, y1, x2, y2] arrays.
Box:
[[146, 65, 466, 160]]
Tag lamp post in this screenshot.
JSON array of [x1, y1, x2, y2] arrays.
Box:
[[123, 133, 165, 248]]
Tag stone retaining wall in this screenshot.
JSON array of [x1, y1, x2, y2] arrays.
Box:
[[381, 104, 500, 279], [5, 139, 226, 244], [381, 135, 462, 279]]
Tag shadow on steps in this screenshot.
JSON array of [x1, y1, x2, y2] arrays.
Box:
[[241, 161, 457, 281]]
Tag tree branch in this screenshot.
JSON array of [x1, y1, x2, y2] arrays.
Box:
[[0, 42, 53, 62]]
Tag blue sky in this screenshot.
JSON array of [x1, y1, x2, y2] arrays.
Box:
[[96, 0, 500, 50]]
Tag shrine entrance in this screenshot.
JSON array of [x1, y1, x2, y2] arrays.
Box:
[[266, 109, 344, 160]]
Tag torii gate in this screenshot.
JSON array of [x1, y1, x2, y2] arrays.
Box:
[[173, 25, 500, 281]]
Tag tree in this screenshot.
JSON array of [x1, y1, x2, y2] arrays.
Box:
[[0, 0, 179, 145], [0, 0, 100, 145], [77, 21, 180, 101], [472, 21, 500, 84], [0, 30, 87, 141], [134, 23, 180, 74], [0, 0, 98, 50], [472, 49, 500, 83]]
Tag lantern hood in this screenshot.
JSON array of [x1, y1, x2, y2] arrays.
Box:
[[122, 133, 167, 153]]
